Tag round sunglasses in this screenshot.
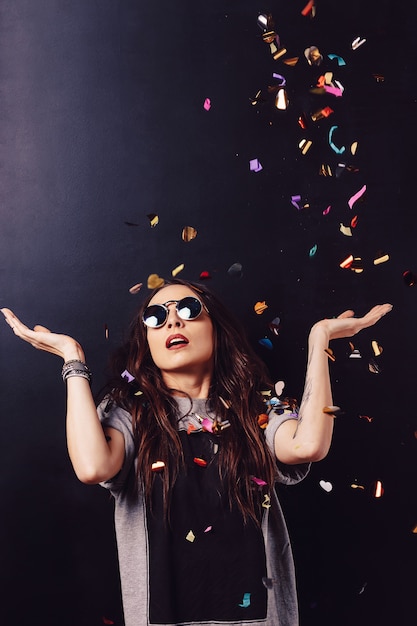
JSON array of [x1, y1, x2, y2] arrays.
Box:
[[142, 296, 206, 328]]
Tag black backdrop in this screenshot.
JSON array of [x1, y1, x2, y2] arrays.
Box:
[[0, 1, 416, 625]]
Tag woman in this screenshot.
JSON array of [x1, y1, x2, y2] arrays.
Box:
[[1, 280, 392, 626]]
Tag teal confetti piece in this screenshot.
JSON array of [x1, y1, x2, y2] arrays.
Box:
[[259, 337, 273, 350], [309, 244, 318, 257], [328, 53, 346, 66], [239, 592, 251, 608]]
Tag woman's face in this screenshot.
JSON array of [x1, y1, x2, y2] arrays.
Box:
[[145, 284, 215, 382]]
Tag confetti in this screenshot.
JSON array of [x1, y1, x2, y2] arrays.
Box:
[[275, 88, 289, 110], [311, 106, 334, 121], [373, 253, 389, 265], [291, 194, 302, 210], [283, 57, 299, 66], [368, 359, 381, 374], [203, 98, 211, 110], [147, 213, 159, 227], [239, 593, 251, 608], [182, 226, 197, 242], [171, 263, 185, 277], [340, 223, 352, 237], [359, 414, 373, 422], [251, 476, 267, 486], [373, 480, 384, 498], [102, 618, 115, 625], [411, 523, 417, 534], [129, 282, 143, 294], [329, 125, 345, 154], [272, 72, 286, 86], [328, 53, 346, 66], [319, 480, 333, 492], [262, 494, 271, 509], [185, 530, 196, 542], [299, 139, 313, 155], [151, 461, 165, 472], [254, 301, 268, 315], [301, 0, 316, 17], [351, 215, 359, 228], [324, 348, 336, 361], [227, 262, 243, 278], [348, 184, 367, 209], [323, 405, 342, 416], [403, 270, 417, 286], [351, 36, 366, 50], [104, 324, 109, 340], [275, 380, 285, 396], [351, 141, 358, 155], [258, 414, 269, 429], [350, 349, 361, 358], [147, 274, 165, 289], [323, 205, 332, 215], [121, 369, 135, 383], [309, 244, 318, 257], [249, 158, 263, 172], [269, 317, 281, 335], [319, 164, 332, 176], [199, 270, 211, 280], [193, 457, 208, 467], [371, 340, 383, 356], [351, 482, 365, 490], [304, 46, 323, 66], [204, 526, 212, 533], [340, 254, 354, 269], [259, 337, 273, 349]]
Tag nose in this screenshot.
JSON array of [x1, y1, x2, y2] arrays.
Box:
[[166, 303, 184, 328]]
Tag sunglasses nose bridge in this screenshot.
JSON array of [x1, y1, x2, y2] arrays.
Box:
[[165, 301, 184, 328]]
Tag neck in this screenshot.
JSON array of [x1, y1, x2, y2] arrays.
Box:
[[161, 370, 212, 399]]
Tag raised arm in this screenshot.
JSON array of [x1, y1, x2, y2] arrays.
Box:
[[274, 304, 393, 464], [1, 308, 124, 483]]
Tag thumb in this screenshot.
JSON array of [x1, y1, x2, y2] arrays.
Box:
[[34, 324, 51, 333]]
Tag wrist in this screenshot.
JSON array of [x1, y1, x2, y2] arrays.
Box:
[[62, 341, 86, 363], [309, 321, 330, 346]]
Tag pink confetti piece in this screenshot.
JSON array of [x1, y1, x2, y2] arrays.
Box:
[[204, 526, 212, 533], [201, 417, 213, 433], [203, 98, 211, 111], [323, 205, 331, 215], [324, 85, 343, 97], [251, 476, 267, 486], [348, 184, 367, 209], [249, 158, 263, 172]]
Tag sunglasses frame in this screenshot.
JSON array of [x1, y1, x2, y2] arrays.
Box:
[[142, 296, 207, 328]]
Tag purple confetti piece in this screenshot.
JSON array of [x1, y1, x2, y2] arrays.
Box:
[[249, 158, 263, 172], [121, 369, 135, 383]]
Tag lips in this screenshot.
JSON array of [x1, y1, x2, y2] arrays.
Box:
[[166, 334, 189, 349]]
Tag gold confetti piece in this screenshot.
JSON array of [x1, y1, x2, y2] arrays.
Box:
[[262, 494, 271, 509], [283, 57, 299, 66], [182, 226, 197, 242], [151, 461, 165, 472], [372, 340, 383, 356], [351, 257, 364, 273], [351, 483, 365, 490], [134, 390, 143, 396], [129, 282, 143, 294], [299, 139, 313, 155], [412, 523, 417, 534], [104, 324, 109, 340], [171, 263, 185, 277], [373, 253, 389, 265], [304, 45, 323, 65], [254, 301, 268, 315], [272, 47, 287, 60], [147, 213, 159, 227], [219, 395, 232, 409], [324, 348, 336, 361], [185, 530, 196, 542], [147, 273, 165, 289], [275, 88, 289, 110], [340, 223, 352, 237], [373, 480, 384, 498], [319, 164, 332, 176], [323, 405, 341, 415], [351, 141, 358, 155]]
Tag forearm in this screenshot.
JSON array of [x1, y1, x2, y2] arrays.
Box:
[[63, 345, 121, 484], [274, 323, 335, 463]]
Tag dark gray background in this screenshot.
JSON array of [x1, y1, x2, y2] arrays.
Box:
[[1, 1, 416, 624]]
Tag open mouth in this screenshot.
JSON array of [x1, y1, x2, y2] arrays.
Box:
[[166, 334, 189, 349]]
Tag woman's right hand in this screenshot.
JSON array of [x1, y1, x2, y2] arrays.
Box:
[[1, 308, 85, 362]]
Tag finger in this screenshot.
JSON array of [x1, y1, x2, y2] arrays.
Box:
[[34, 324, 51, 333], [337, 310, 355, 320]]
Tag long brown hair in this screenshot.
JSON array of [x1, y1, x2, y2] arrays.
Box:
[[106, 279, 277, 522]]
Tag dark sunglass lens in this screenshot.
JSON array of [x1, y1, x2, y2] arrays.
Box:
[[143, 304, 167, 328], [177, 297, 202, 320]]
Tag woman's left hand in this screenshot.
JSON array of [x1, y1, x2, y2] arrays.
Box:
[[311, 303, 393, 342]]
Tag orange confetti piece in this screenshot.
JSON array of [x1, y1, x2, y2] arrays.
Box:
[[254, 301, 268, 314], [129, 282, 143, 294], [182, 226, 197, 242], [324, 348, 336, 361], [258, 413, 269, 429], [373, 480, 384, 498], [340, 254, 354, 269], [301, 0, 315, 16], [193, 457, 208, 467], [351, 215, 359, 228], [359, 414, 373, 422], [283, 57, 299, 66]]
